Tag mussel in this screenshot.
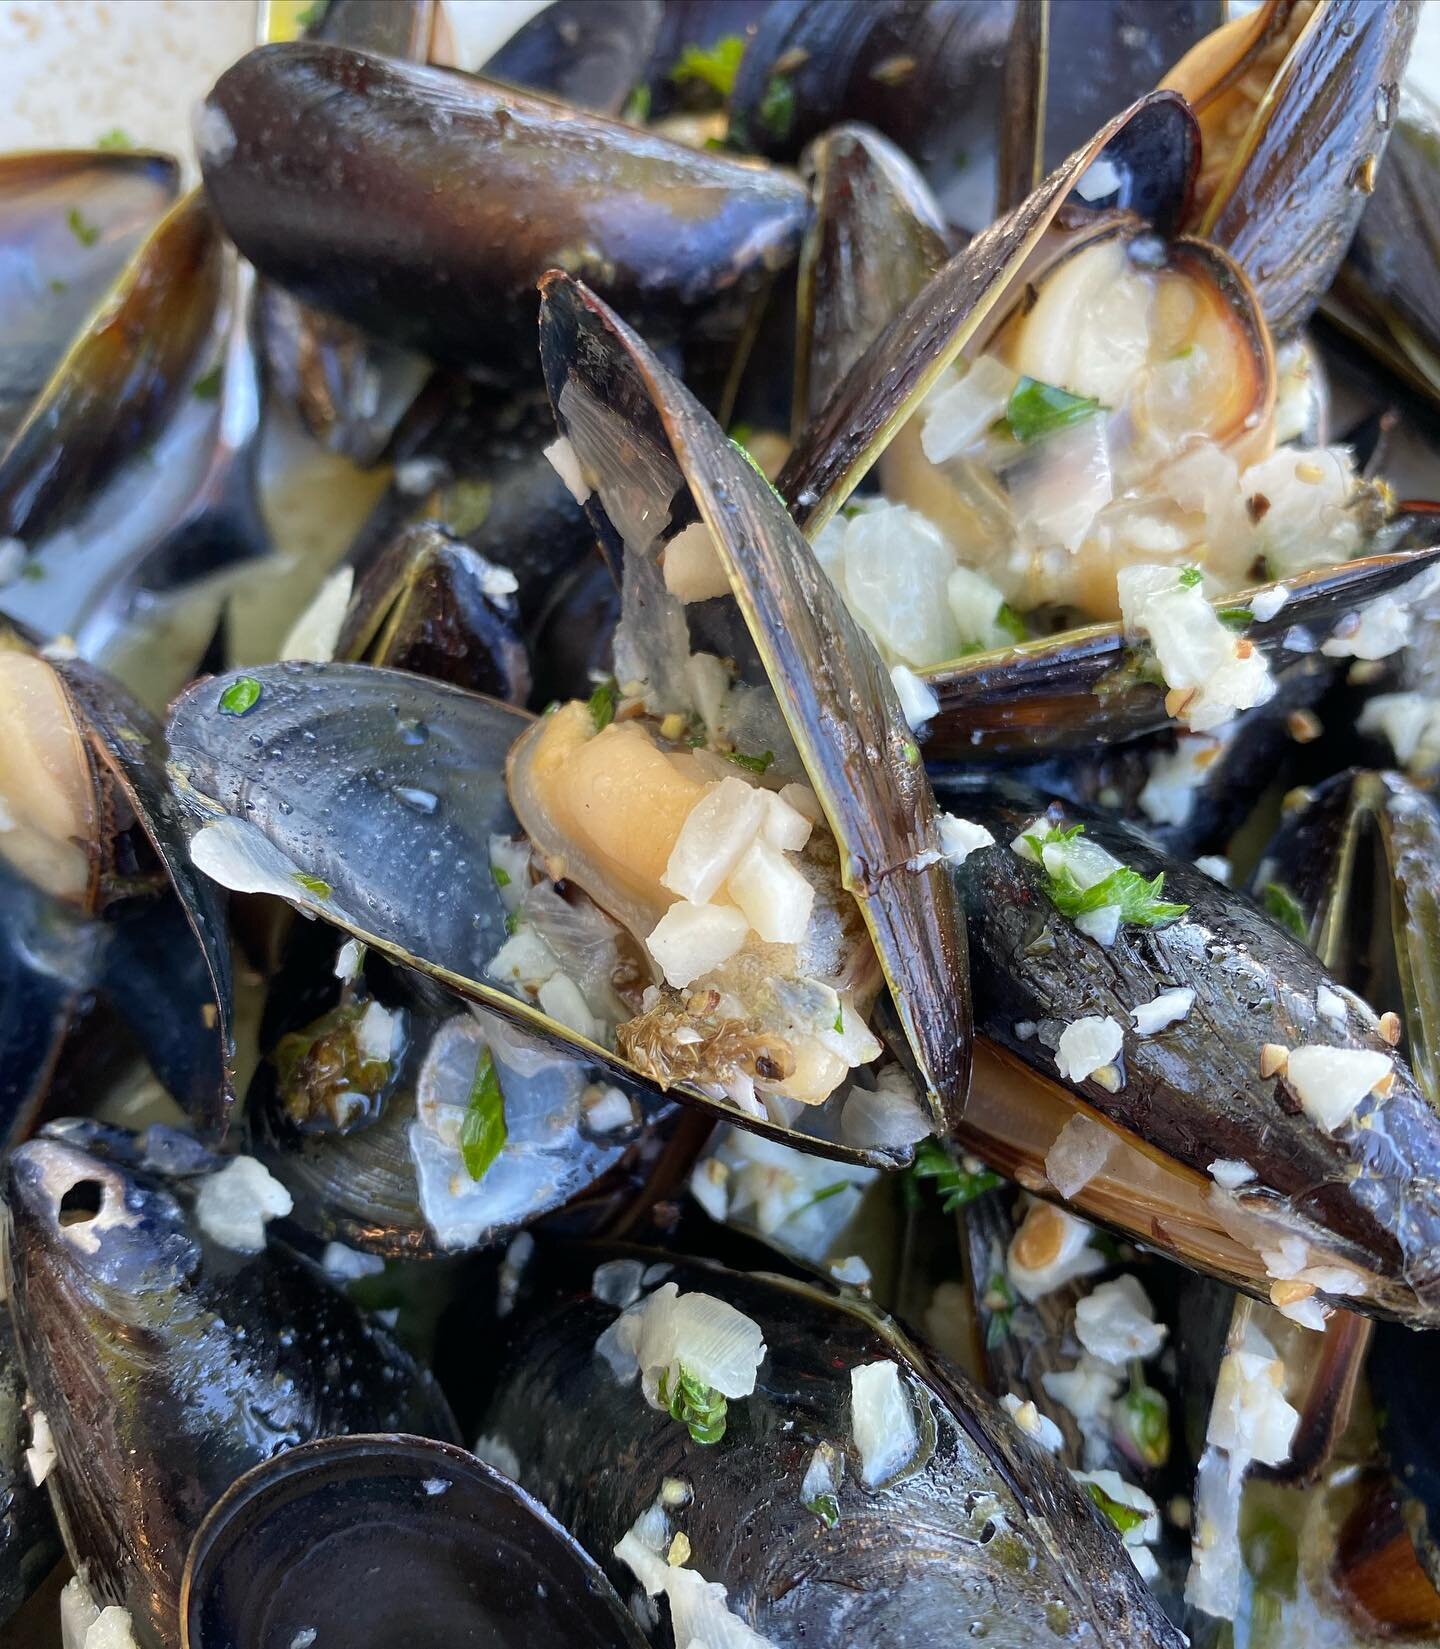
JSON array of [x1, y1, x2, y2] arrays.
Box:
[[1, 1128, 458, 1647], [198, 43, 811, 376], [475, 1242, 1185, 1646], [0, 1305, 61, 1627], [181, 1431, 648, 1649]]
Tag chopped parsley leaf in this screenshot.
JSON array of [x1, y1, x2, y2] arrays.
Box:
[[757, 71, 795, 141], [725, 748, 773, 775], [1216, 605, 1253, 628], [658, 1363, 727, 1444], [669, 34, 746, 98], [833, 1006, 845, 1035], [910, 1138, 1001, 1211], [66, 207, 101, 247], [804, 1493, 839, 1527], [1083, 1480, 1147, 1536], [995, 603, 1028, 645], [192, 365, 223, 400], [491, 865, 512, 889], [1179, 566, 1204, 588], [96, 128, 133, 150], [621, 83, 651, 123], [1005, 377, 1101, 444], [588, 677, 617, 732], [1025, 822, 1187, 929], [218, 675, 262, 716], [1262, 881, 1308, 940], [291, 871, 332, 899], [459, 1046, 507, 1180]]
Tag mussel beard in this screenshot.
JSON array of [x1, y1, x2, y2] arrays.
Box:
[[507, 701, 883, 1112]]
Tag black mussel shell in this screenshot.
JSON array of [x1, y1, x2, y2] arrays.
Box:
[[482, 0, 662, 116], [199, 43, 810, 374], [182, 1432, 648, 1649]]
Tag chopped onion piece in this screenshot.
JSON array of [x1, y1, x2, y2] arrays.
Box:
[[1131, 987, 1194, 1036], [890, 663, 939, 731], [1207, 1159, 1256, 1190], [1194, 855, 1230, 883], [726, 838, 814, 944], [921, 356, 1019, 464], [1321, 595, 1413, 660], [1054, 1016, 1124, 1084], [1207, 1332, 1298, 1467], [1002, 1393, 1063, 1453], [322, 1241, 385, 1281], [663, 521, 732, 604], [646, 901, 750, 989], [1249, 585, 1289, 623], [1007, 1203, 1104, 1302], [1009, 413, 1113, 552], [1044, 1113, 1113, 1199], [937, 813, 995, 865], [634, 1282, 767, 1405], [25, 1408, 54, 1486], [1042, 1357, 1121, 1429], [1073, 906, 1121, 947], [194, 1156, 293, 1254], [1359, 691, 1440, 766], [761, 790, 813, 852], [1284, 1044, 1392, 1132], [1315, 986, 1347, 1024], [663, 778, 768, 904], [543, 434, 591, 504], [849, 1360, 919, 1486], [840, 1073, 931, 1149], [1074, 1275, 1166, 1366], [536, 974, 603, 1043], [1138, 735, 1222, 827], [1187, 1444, 1244, 1620]]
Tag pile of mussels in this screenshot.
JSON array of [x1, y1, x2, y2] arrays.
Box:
[[6, 2, 1440, 1646]]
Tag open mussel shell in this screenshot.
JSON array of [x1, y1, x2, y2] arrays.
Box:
[[1, 1131, 459, 1647], [1250, 767, 1440, 1108], [537, 270, 972, 1137], [198, 42, 810, 375], [777, 90, 1199, 536], [1333, 85, 1440, 408], [249, 930, 660, 1258], [477, 1243, 1185, 1647], [726, 0, 1014, 214], [182, 1432, 647, 1649], [480, 0, 661, 116], [317, 521, 531, 702], [1161, 0, 1419, 337], [0, 149, 180, 447], [947, 780, 1440, 1326], [166, 662, 902, 1168], [996, 0, 1222, 214], [920, 546, 1440, 759], [0, 632, 234, 1129], [0, 188, 225, 546], [793, 124, 951, 434]]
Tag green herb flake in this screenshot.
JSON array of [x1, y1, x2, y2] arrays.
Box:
[[1262, 881, 1308, 940], [982, 1269, 1016, 1348], [902, 740, 921, 766], [1216, 604, 1253, 628], [995, 603, 1028, 646], [1116, 1377, 1170, 1468], [686, 732, 707, 749], [657, 1363, 727, 1445], [491, 865, 512, 889], [833, 1006, 845, 1035], [191, 365, 223, 401], [757, 72, 795, 141], [20, 560, 45, 581], [218, 675, 262, 716], [459, 1046, 507, 1181], [725, 748, 773, 775], [588, 678, 617, 733], [728, 435, 785, 501], [669, 34, 746, 98], [910, 1138, 1001, 1211], [728, 421, 755, 450], [96, 127, 134, 150], [792, 1180, 851, 1219], [295, 0, 327, 27], [504, 910, 521, 937], [291, 871, 332, 899], [621, 82, 651, 123], [66, 207, 101, 248], [804, 1493, 839, 1528], [1178, 566, 1204, 588], [48, 277, 68, 295], [440, 478, 493, 537], [1004, 377, 1101, 444], [1083, 1480, 1147, 1536], [1026, 822, 1187, 930]]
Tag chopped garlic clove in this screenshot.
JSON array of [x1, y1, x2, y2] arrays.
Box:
[[1054, 1016, 1125, 1084], [890, 663, 940, 731], [662, 521, 732, 604], [1284, 1044, 1393, 1132], [1131, 988, 1195, 1036], [1074, 1276, 1166, 1366], [850, 1360, 919, 1486]]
